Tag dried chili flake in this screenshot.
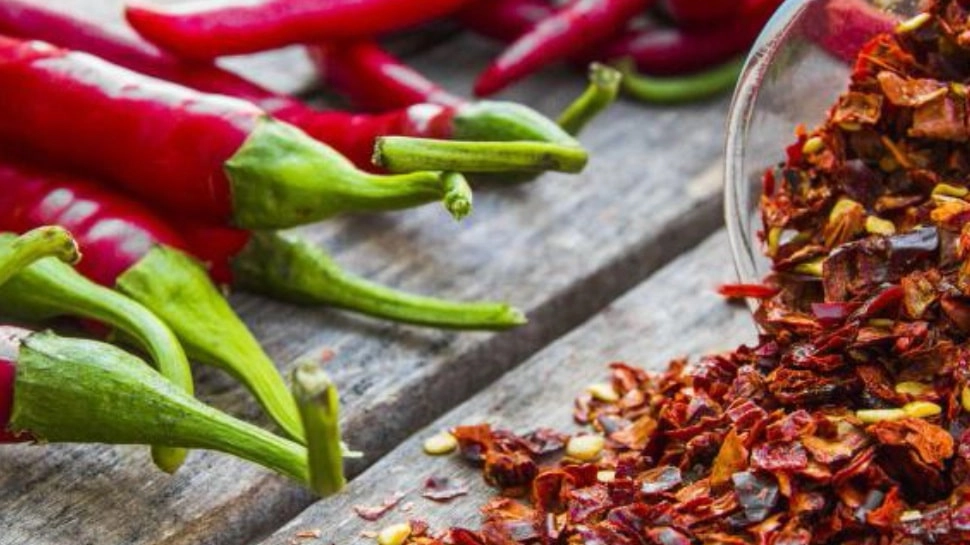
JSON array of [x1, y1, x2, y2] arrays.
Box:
[[353, 491, 406, 521], [421, 476, 469, 502]]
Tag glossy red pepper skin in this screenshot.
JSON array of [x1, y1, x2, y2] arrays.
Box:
[[595, 0, 780, 75], [0, 326, 31, 443], [474, 0, 653, 96], [0, 5, 461, 171], [125, 0, 478, 61], [456, 0, 555, 43], [309, 41, 463, 112], [0, 154, 191, 287], [0, 36, 257, 223], [806, 0, 896, 63], [659, 0, 740, 29]]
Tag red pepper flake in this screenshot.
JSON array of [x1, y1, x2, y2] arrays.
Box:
[[352, 491, 405, 521], [716, 282, 781, 300], [421, 476, 470, 502]]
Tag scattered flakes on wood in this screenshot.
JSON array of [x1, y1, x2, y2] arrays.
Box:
[[399, 502, 414, 512], [421, 476, 469, 502], [295, 529, 322, 539], [353, 491, 406, 521], [360, 531, 378, 539]]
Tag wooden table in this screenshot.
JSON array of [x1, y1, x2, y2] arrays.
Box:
[[0, 3, 760, 543]]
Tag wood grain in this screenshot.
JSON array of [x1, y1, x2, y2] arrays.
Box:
[[0, 5, 738, 545], [257, 230, 758, 544]]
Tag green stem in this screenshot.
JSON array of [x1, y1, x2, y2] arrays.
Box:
[[0, 227, 79, 286], [373, 137, 588, 174], [0, 234, 194, 473], [443, 172, 473, 221], [114, 246, 305, 443], [227, 118, 463, 228], [616, 57, 744, 104], [232, 232, 527, 330], [557, 63, 623, 136], [292, 361, 345, 496], [11, 331, 308, 484]]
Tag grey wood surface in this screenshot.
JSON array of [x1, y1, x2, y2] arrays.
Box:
[[258, 230, 758, 544], [0, 3, 742, 545]]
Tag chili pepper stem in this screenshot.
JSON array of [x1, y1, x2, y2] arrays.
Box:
[[615, 57, 744, 104], [0, 234, 194, 473], [292, 361, 346, 496], [10, 331, 309, 483], [232, 232, 527, 330], [226, 118, 463, 227], [451, 101, 584, 145], [373, 137, 588, 174], [114, 245, 305, 443], [0, 226, 79, 286], [557, 63, 623, 136]]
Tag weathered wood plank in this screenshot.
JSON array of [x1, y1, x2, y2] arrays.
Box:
[[0, 6, 737, 545], [258, 230, 758, 544]]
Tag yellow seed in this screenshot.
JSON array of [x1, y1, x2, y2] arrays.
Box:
[[766, 226, 782, 257], [903, 401, 942, 418], [596, 470, 616, 483], [829, 197, 862, 221], [962, 386, 970, 412], [895, 381, 931, 396], [377, 523, 411, 545], [866, 318, 894, 329], [900, 510, 923, 522], [932, 182, 969, 198], [802, 136, 825, 155], [856, 408, 906, 423], [793, 258, 824, 277], [566, 435, 605, 461], [896, 12, 931, 33], [422, 432, 458, 455], [865, 216, 896, 236], [952, 82, 968, 97], [839, 121, 862, 132], [587, 382, 620, 403]]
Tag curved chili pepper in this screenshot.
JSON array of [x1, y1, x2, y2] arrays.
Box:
[[594, 0, 781, 76], [0, 227, 194, 473], [0, 156, 524, 330], [0, 6, 592, 175], [0, 39, 590, 230], [309, 41, 464, 112], [124, 0, 478, 61], [0, 326, 347, 495], [456, 0, 555, 43], [615, 57, 744, 104], [659, 0, 740, 29], [474, 0, 652, 96]]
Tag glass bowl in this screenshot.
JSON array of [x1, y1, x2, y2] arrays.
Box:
[[723, 0, 919, 288]]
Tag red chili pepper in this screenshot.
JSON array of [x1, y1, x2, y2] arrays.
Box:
[[0, 5, 590, 174], [805, 0, 897, 63], [0, 326, 32, 443], [659, 0, 740, 29], [0, 155, 525, 329], [474, 0, 653, 96], [124, 0, 478, 61], [0, 36, 524, 229], [309, 41, 463, 112], [594, 0, 781, 76], [456, 0, 555, 43]]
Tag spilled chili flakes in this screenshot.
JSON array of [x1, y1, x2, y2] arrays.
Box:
[[389, 3, 970, 542]]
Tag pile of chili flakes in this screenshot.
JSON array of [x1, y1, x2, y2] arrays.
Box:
[[395, 2, 970, 543]]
